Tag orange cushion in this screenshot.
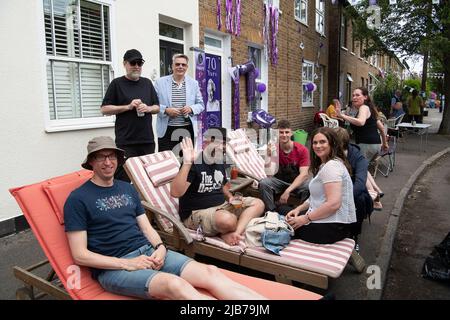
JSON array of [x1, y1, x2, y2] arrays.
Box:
[[43, 171, 93, 224]]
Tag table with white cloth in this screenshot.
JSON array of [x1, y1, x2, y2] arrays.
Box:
[[396, 122, 431, 152]]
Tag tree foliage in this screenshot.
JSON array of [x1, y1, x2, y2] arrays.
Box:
[[350, 0, 450, 134]]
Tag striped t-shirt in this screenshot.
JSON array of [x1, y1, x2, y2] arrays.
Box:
[[169, 78, 190, 126]]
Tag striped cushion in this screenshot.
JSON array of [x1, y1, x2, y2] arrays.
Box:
[[244, 238, 355, 278], [144, 158, 179, 187], [227, 129, 267, 181], [187, 229, 246, 253], [229, 138, 250, 154], [125, 152, 180, 233]]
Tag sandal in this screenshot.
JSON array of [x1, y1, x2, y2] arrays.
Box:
[[373, 201, 383, 211]]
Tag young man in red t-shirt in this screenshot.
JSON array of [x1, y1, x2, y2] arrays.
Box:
[[258, 119, 311, 211]]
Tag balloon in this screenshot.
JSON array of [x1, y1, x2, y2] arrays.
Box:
[[257, 82, 266, 93]]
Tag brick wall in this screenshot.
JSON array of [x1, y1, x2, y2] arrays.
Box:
[[199, 0, 328, 133]]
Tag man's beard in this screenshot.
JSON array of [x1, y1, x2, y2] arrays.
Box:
[[128, 71, 140, 81]]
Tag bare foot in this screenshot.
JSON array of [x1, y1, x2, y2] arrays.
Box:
[[220, 232, 244, 246]]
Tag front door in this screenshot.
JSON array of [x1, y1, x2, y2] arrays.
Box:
[[159, 40, 183, 76]]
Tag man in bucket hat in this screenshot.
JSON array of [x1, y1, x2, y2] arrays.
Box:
[[64, 136, 264, 300]]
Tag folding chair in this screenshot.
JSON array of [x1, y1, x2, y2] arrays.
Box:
[[386, 114, 405, 139], [125, 151, 359, 289], [373, 135, 397, 178], [9, 170, 322, 300]]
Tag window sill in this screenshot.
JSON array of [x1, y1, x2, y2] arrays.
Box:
[[302, 104, 314, 108], [45, 117, 115, 133], [295, 18, 308, 27]]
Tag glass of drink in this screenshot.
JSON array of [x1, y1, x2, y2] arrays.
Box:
[[137, 103, 145, 117], [230, 192, 243, 209]]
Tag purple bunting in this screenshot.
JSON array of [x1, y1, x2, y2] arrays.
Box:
[[232, 72, 240, 129], [217, 0, 222, 30], [234, 0, 241, 36], [225, 0, 233, 34], [369, 0, 377, 5], [263, 3, 270, 62], [270, 5, 279, 65]]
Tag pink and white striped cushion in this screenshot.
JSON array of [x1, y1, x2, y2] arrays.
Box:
[[227, 129, 267, 181], [126, 152, 180, 233], [187, 229, 246, 253], [244, 238, 355, 278], [144, 158, 179, 187]]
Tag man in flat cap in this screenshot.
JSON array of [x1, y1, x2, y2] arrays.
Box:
[[101, 49, 160, 182]]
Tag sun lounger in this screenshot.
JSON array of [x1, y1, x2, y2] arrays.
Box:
[[9, 170, 321, 300], [125, 151, 358, 289]]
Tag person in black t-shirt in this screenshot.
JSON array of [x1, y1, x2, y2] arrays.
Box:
[[171, 128, 265, 246], [101, 49, 160, 182]]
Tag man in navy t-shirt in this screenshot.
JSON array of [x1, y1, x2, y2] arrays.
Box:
[[64, 136, 264, 300], [170, 128, 265, 246]]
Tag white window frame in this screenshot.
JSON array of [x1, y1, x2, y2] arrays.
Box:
[[295, 0, 308, 25], [302, 60, 315, 107], [43, 0, 116, 132], [315, 0, 325, 35]]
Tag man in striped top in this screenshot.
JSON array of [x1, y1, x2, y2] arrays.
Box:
[[155, 54, 204, 153]]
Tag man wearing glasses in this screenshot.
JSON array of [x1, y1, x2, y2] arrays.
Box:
[[101, 49, 160, 182], [64, 136, 265, 299], [155, 54, 204, 153]]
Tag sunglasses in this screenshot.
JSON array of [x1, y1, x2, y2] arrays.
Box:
[[129, 60, 144, 67], [174, 62, 187, 67]]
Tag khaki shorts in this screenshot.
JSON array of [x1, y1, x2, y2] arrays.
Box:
[[183, 197, 258, 236]]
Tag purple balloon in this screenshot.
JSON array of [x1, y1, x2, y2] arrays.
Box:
[[305, 82, 314, 92], [257, 82, 266, 93]]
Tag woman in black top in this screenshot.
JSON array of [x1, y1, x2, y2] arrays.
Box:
[[336, 87, 388, 161]]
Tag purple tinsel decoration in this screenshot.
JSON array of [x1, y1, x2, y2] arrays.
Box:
[[217, 0, 222, 30], [240, 61, 256, 103], [234, 0, 241, 36], [232, 69, 240, 129], [263, 3, 270, 62], [225, 0, 233, 34], [271, 5, 279, 65]]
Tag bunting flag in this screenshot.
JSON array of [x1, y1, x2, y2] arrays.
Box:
[[389, 0, 397, 4], [369, 0, 377, 5], [217, 0, 222, 30], [270, 5, 279, 65], [225, 0, 234, 34], [432, 0, 439, 4], [263, 2, 270, 62], [234, 0, 241, 36]]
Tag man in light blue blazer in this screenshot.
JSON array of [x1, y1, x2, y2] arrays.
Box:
[[154, 54, 205, 153]]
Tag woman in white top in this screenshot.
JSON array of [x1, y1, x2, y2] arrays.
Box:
[[285, 127, 357, 244]]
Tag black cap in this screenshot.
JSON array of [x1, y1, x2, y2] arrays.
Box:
[[123, 49, 144, 62], [204, 127, 228, 142]]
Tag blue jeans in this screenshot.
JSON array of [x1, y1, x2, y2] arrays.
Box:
[[97, 244, 193, 299]]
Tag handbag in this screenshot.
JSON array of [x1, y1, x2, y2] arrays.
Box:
[[245, 211, 294, 248]]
